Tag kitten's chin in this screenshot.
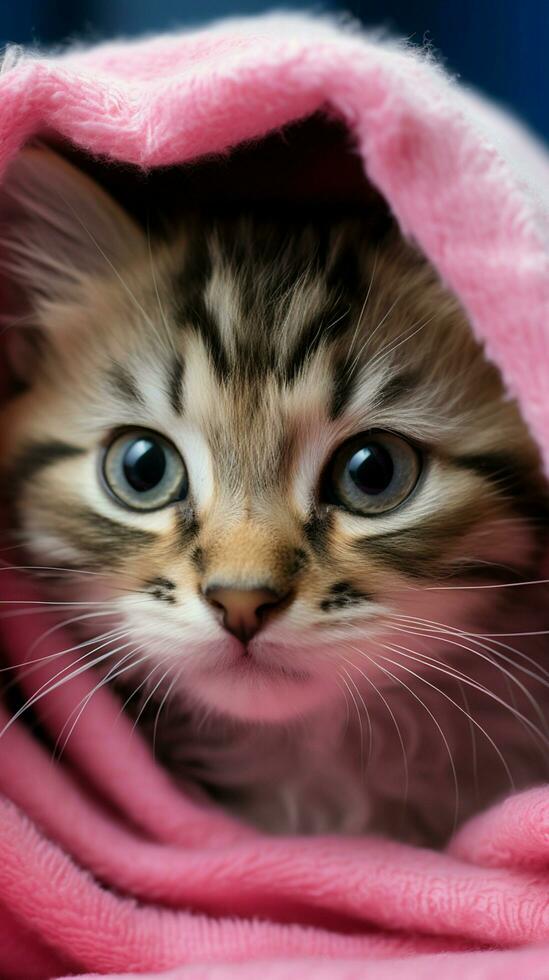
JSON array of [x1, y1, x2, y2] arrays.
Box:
[[186, 656, 334, 722]]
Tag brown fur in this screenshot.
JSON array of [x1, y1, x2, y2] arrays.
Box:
[[0, 146, 548, 843]]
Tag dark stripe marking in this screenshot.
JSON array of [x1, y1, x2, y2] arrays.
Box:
[[176, 234, 230, 379], [453, 453, 522, 491], [191, 301, 230, 379], [167, 354, 185, 414], [12, 440, 85, 489], [320, 580, 373, 611], [284, 301, 351, 383], [190, 545, 205, 572], [453, 452, 549, 524], [175, 509, 200, 550], [288, 547, 309, 577], [303, 510, 333, 555], [60, 507, 156, 563], [375, 371, 419, 409], [355, 510, 481, 579], [358, 521, 530, 583], [107, 364, 145, 406], [145, 576, 177, 604], [330, 357, 353, 419]]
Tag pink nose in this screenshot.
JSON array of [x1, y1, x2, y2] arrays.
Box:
[[204, 585, 285, 642]]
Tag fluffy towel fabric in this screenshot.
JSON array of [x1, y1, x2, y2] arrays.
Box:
[[0, 13, 548, 979]]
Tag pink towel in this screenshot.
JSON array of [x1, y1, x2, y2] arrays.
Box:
[[0, 14, 548, 979]]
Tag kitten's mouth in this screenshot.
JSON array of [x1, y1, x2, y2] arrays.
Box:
[[229, 644, 307, 682], [210, 636, 308, 683], [186, 638, 329, 721]]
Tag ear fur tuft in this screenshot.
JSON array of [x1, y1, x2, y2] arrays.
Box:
[[0, 144, 145, 304]]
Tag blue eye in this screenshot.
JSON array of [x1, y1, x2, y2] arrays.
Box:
[[324, 431, 421, 515], [103, 430, 188, 511]]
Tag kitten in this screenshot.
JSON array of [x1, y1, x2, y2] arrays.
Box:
[[0, 146, 548, 843]]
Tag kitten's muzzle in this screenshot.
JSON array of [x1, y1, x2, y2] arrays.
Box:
[[203, 584, 290, 642]]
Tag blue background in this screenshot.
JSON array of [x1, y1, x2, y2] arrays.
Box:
[[1, 2, 547, 141]]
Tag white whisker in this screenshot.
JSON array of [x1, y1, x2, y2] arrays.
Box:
[[152, 668, 182, 759], [342, 652, 410, 813], [340, 664, 373, 770], [339, 668, 366, 779], [376, 642, 517, 790], [0, 636, 133, 739], [53, 646, 146, 761], [129, 658, 174, 737], [387, 620, 549, 738], [360, 644, 461, 836]]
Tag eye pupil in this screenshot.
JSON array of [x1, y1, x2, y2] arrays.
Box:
[[123, 439, 166, 492], [348, 444, 394, 495]]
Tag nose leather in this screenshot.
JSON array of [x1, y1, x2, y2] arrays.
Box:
[[204, 585, 283, 641]]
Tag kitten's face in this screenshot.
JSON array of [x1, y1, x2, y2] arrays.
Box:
[[1, 149, 545, 722]]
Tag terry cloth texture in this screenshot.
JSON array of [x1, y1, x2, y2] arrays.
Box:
[[0, 14, 547, 980]]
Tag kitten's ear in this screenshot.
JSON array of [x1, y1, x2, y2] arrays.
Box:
[[0, 145, 146, 386], [0, 144, 145, 305]]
